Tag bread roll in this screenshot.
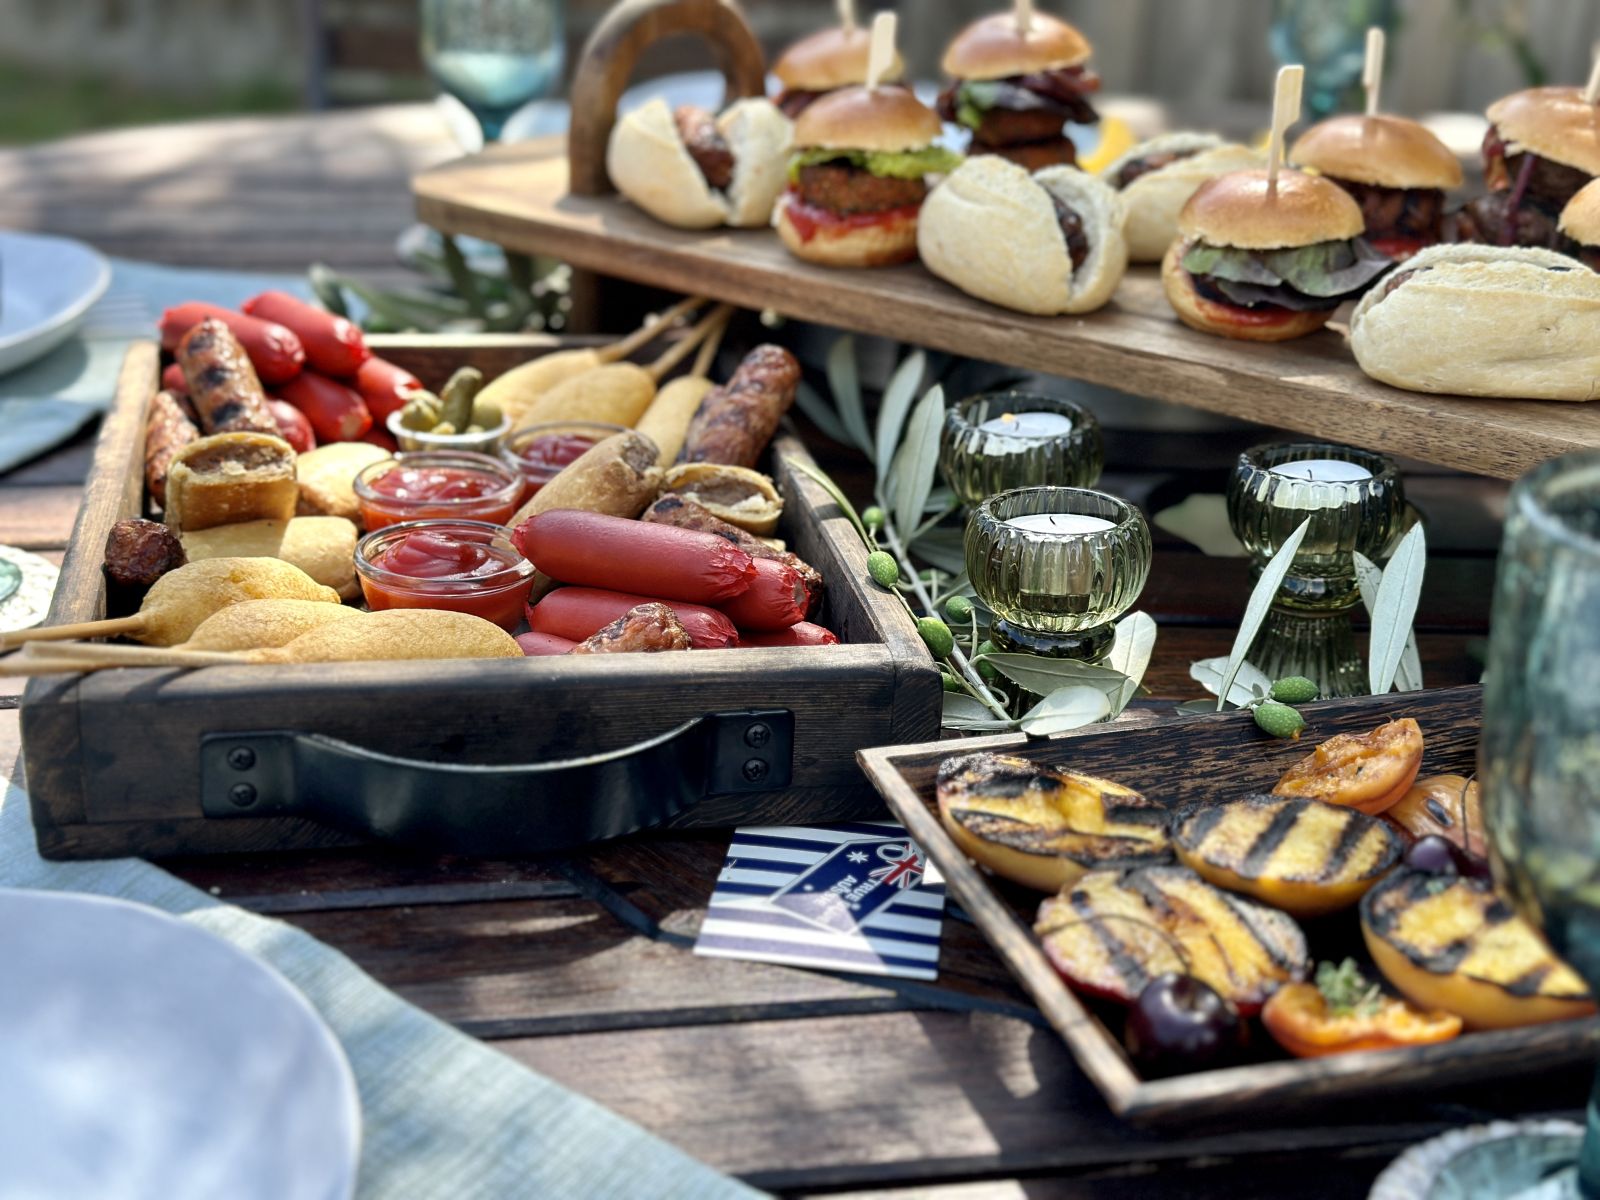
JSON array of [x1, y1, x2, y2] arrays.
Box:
[[918, 156, 1127, 315], [163, 433, 298, 533], [1100, 134, 1264, 262], [180, 516, 360, 600], [1349, 244, 1600, 401], [295, 441, 388, 522], [607, 97, 793, 230]]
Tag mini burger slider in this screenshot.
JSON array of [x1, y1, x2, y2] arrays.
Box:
[[1560, 179, 1600, 270], [1291, 114, 1463, 260], [919, 155, 1127, 315], [1164, 169, 1392, 342], [1100, 133, 1263, 263], [936, 10, 1099, 172], [1350, 244, 1600, 401], [771, 23, 906, 119], [775, 86, 960, 268], [607, 97, 792, 230]]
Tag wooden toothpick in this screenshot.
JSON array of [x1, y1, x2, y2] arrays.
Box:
[[1015, 0, 1034, 35], [1584, 42, 1600, 105], [866, 11, 896, 91], [836, 0, 856, 35], [1267, 65, 1305, 191], [1364, 27, 1386, 116]]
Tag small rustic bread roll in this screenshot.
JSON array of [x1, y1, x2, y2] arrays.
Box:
[[661, 463, 783, 536], [163, 432, 298, 533], [295, 441, 389, 522], [507, 430, 662, 528], [1349, 244, 1600, 401], [180, 516, 360, 600], [918, 157, 1128, 315], [607, 97, 793, 229], [179, 598, 364, 652], [1100, 134, 1264, 262]]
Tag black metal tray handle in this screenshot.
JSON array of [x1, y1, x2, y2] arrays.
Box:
[[198, 710, 793, 855]]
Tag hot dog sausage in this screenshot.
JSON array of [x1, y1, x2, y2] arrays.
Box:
[[716, 557, 807, 630], [276, 371, 373, 443], [568, 603, 692, 654], [353, 356, 423, 424], [176, 320, 281, 437], [243, 291, 370, 377], [145, 388, 200, 507], [527, 587, 739, 649], [742, 622, 840, 647], [676, 345, 800, 468], [643, 494, 823, 609], [516, 631, 577, 656], [267, 399, 317, 453], [160, 302, 305, 385], [513, 510, 755, 604]]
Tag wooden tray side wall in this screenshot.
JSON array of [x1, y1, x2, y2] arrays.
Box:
[[860, 686, 1600, 1125], [22, 337, 940, 860]]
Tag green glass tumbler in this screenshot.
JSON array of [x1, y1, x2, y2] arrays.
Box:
[[940, 392, 1103, 508]]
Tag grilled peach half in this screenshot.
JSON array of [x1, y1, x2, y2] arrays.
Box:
[[936, 752, 1171, 892], [1273, 717, 1424, 816], [1384, 774, 1487, 863], [1361, 869, 1596, 1030], [1172, 794, 1404, 918], [1035, 864, 1310, 1015]]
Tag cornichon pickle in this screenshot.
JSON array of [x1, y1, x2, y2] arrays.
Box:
[[439, 367, 484, 430], [470, 398, 503, 430], [398, 391, 443, 431]]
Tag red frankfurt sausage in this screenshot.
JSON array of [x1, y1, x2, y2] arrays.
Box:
[[159, 302, 305, 385], [513, 510, 754, 604], [161, 362, 188, 396], [266, 399, 316, 453], [526, 587, 739, 649], [276, 371, 373, 442], [360, 424, 400, 453], [741, 622, 840, 647], [243, 291, 369, 377], [516, 631, 577, 656], [353, 356, 423, 424], [716, 557, 807, 630]]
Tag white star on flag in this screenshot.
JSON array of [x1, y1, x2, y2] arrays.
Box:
[[847, 851, 868, 863]]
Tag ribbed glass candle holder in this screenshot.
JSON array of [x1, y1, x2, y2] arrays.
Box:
[[966, 488, 1151, 663], [1227, 442, 1405, 611], [940, 392, 1103, 508]]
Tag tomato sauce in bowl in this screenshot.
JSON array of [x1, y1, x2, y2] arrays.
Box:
[[354, 451, 522, 530], [355, 519, 533, 630]]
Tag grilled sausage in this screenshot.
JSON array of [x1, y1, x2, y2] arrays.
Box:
[[676, 345, 799, 468], [102, 517, 186, 616], [176, 320, 280, 436], [568, 603, 692, 654], [642, 495, 822, 609], [145, 388, 200, 507], [673, 105, 734, 191]]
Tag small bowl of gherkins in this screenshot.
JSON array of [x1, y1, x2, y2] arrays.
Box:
[[390, 365, 511, 454]]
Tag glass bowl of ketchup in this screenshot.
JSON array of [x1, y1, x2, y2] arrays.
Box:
[[501, 421, 625, 496], [354, 451, 523, 531], [355, 519, 534, 631]]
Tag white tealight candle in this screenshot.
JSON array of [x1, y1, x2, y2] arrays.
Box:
[[1006, 513, 1115, 535], [1270, 458, 1373, 484], [979, 411, 1076, 438]]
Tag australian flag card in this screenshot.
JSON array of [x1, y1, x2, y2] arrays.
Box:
[[692, 820, 947, 980]]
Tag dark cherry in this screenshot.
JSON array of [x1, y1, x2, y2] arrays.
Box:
[[1405, 835, 1461, 876], [1124, 973, 1249, 1078]]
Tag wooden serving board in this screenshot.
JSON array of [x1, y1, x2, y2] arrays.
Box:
[[859, 685, 1600, 1125], [413, 138, 1600, 482]]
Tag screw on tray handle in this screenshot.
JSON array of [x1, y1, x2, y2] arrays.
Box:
[[566, 0, 768, 197]]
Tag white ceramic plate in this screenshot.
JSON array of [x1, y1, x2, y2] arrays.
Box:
[[0, 231, 112, 376], [0, 888, 361, 1200]]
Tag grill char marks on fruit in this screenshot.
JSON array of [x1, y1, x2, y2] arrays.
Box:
[[673, 105, 734, 192], [795, 163, 928, 215]]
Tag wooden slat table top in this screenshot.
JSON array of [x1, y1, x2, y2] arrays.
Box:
[[0, 108, 1560, 1198]]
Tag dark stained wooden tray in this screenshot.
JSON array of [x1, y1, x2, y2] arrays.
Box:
[[858, 685, 1600, 1125]]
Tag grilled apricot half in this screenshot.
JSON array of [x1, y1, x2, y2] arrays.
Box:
[[1361, 869, 1596, 1030], [936, 752, 1171, 892], [1262, 979, 1462, 1058], [1384, 774, 1487, 862], [1035, 864, 1309, 1015], [1172, 794, 1404, 918], [1273, 717, 1424, 816]]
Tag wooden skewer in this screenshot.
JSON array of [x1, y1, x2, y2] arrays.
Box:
[[866, 11, 896, 91], [836, 0, 856, 34], [595, 296, 706, 364], [1585, 44, 1600, 106], [5, 641, 241, 676], [1266, 65, 1305, 191], [645, 304, 736, 383], [1015, 0, 1034, 36], [691, 306, 733, 379], [1, 613, 145, 649], [1364, 27, 1385, 117]]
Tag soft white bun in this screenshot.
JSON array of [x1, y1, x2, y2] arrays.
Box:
[[794, 85, 943, 153], [607, 97, 793, 230], [774, 194, 920, 267], [942, 12, 1093, 79], [1100, 134, 1265, 263], [917, 156, 1127, 315], [1350, 243, 1600, 401], [1180, 168, 1365, 250]]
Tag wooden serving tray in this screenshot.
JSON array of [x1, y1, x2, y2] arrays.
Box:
[[859, 686, 1600, 1125], [20, 335, 941, 861]]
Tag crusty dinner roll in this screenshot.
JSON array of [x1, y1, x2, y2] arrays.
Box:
[[1350, 244, 1600, 401], [1100, 134, 1263, 262], [918, 155, 1127, 315], [607, 97, 793, 229], [295, 441, 388, 523], [163, 432, 298, 533]]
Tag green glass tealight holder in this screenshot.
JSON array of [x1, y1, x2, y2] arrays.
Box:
[[1226, 442, 1406, 698], [940, 392, 1103, 508], [965, 487, 1151, 691]]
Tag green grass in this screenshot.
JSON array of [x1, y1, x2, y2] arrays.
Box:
[[0, 61, 299, 146]]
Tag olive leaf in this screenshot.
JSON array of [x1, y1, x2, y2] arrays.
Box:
[[1105, 611, 1158, 715], [875, 350, 926, 478], [1354, 551, 1424, 694], [942, 692, 1016, 731], [793, 380, 851, 447], [889, 384, 946, 541], [1020, 686, 1112, 736], [1215, 518, 1311, 711], [1367, 522, 1427, 696], [783, 457, 871, 545], [909, 525, 967, 574], [1174, 698, 1223, 716], [1190, 656, 1272, 708], [826, 335, 874, 456], [984, 653, 1129, 700]]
